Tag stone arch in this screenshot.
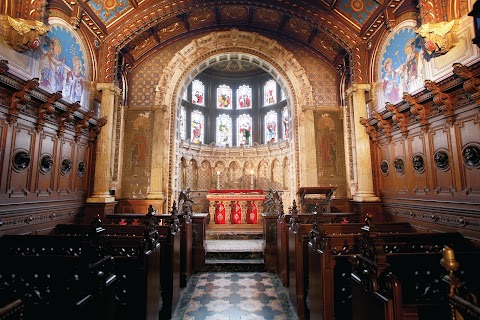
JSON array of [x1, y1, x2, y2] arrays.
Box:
[[155, 29, 315, 203]]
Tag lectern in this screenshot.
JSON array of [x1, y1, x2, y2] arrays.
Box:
[[296, 186, 336, 214]]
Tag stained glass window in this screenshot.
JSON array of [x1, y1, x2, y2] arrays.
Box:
[[217, 85, 232, 109], [265, 110, 278, 143], [264, 80, 277, 106], [237, 114, 252, 146], [282, 107, 289, 140], [281, 88, 286, 101], [216, 114, 232, 146], [236, 85, 252, 109], [180, 106, 187, 140], [191, 110, 204, 144], [192, 79, 205, 106], [182, 89, 187, 101]]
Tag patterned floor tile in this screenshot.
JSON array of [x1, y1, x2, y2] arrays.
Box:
[[172, 272, 298, 320]]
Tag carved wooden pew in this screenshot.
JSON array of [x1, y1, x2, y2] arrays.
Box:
[[287, 200, 315, 320], [308, 220, 412, 320], [104, 211, 181, 319], [277, 211, 292, 287], [53, 223, 162, 320], [0, 234, 116, 320], [441, 247, 480, 320], [0, 299, 23, 320], [351, 226, 472, 320]]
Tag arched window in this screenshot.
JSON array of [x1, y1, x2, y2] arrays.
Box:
[[216, 114, 232, 146], [264, 80, 277, 106], [217, 85, 232, 109], [237, 114, 252, 146], [191, 110, 204, 144], [265, 110, 278, 143], [192, 79, 205, 106], [236, 85, 252, 109]]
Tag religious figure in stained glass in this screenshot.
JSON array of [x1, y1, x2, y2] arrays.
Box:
[[264, 80, 277, 106], [265, 110, 277, 144], [237, 114, 252, 146], [179, 106, 186, 140], [217, 85, 232, 109], [237, 85, 252, 109], [216, 114, 232, 147], [282, 107, 289, 140], [191, 79, 204, 106], [191, 110, 204, 144]]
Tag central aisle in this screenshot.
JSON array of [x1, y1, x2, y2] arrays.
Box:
[[172, 272, 298, 320]]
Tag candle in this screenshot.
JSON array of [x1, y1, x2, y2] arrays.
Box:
[[250, 170, 254, 189], [217, 171, 220, 176]]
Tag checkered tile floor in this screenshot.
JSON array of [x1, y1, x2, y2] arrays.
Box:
[[172, 272, 298, 320]]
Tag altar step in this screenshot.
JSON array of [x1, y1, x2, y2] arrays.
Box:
[[204, 239, 265, 271], [206, 223, 263, 240]]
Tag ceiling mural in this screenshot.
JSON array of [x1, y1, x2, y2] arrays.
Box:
[[336, 0, 380, 26], [87, 0, 132, 25]]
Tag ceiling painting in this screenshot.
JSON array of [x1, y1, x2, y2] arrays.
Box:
[[335, 0, 380, 26], [87, 0, 132, 25]]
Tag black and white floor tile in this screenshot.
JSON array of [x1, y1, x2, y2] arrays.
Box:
[[172, 272, 298, 320]]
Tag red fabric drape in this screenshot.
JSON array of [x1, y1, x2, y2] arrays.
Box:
[[215, 202, 226, 224], [231, 202, 242, 224], [247, 202, 258, 224]]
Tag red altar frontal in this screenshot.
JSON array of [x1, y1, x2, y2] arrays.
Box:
[[206, 190, 266, 224]]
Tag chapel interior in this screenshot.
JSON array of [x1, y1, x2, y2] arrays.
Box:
[[0, 0, 480, 319]]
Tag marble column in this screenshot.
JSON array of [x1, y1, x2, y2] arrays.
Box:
[[147, 105, 166, 200], [346, 84, 379, 202], [87, 83, 121, 203], [299, 105, 318, 186]]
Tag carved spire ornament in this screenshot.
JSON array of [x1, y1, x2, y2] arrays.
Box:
[[385, 102, 409, 137], [0, 15, 49, 52]]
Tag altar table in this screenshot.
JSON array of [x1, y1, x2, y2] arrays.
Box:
[[206, 190, 265, 224]]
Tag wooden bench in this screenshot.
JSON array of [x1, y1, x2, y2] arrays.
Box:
[[351, 227, 474, 320], [308, 220, 412, 320], [0, 299, 23, 320], [286, 200, 315, 320], [54, 223, 164, 320], [0, 234, 116, 320], [103, 211, 181, 319]]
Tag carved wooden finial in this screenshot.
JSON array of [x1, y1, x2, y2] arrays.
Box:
[[36, 91, 62, 132], [425, 79, 455, 125], [0, 60, 9, 74], [403, 93, 430, 131], [359, 117, 378, 142], [373, 111, 392, 142], [8, 78, 39, 124], [385, 102, 408, 137]]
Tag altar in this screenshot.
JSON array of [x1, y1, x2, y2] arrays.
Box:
[[206, 190, 266, 224]]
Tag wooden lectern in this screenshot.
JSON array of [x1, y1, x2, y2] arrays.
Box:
[[296, 186, 336, 214]]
